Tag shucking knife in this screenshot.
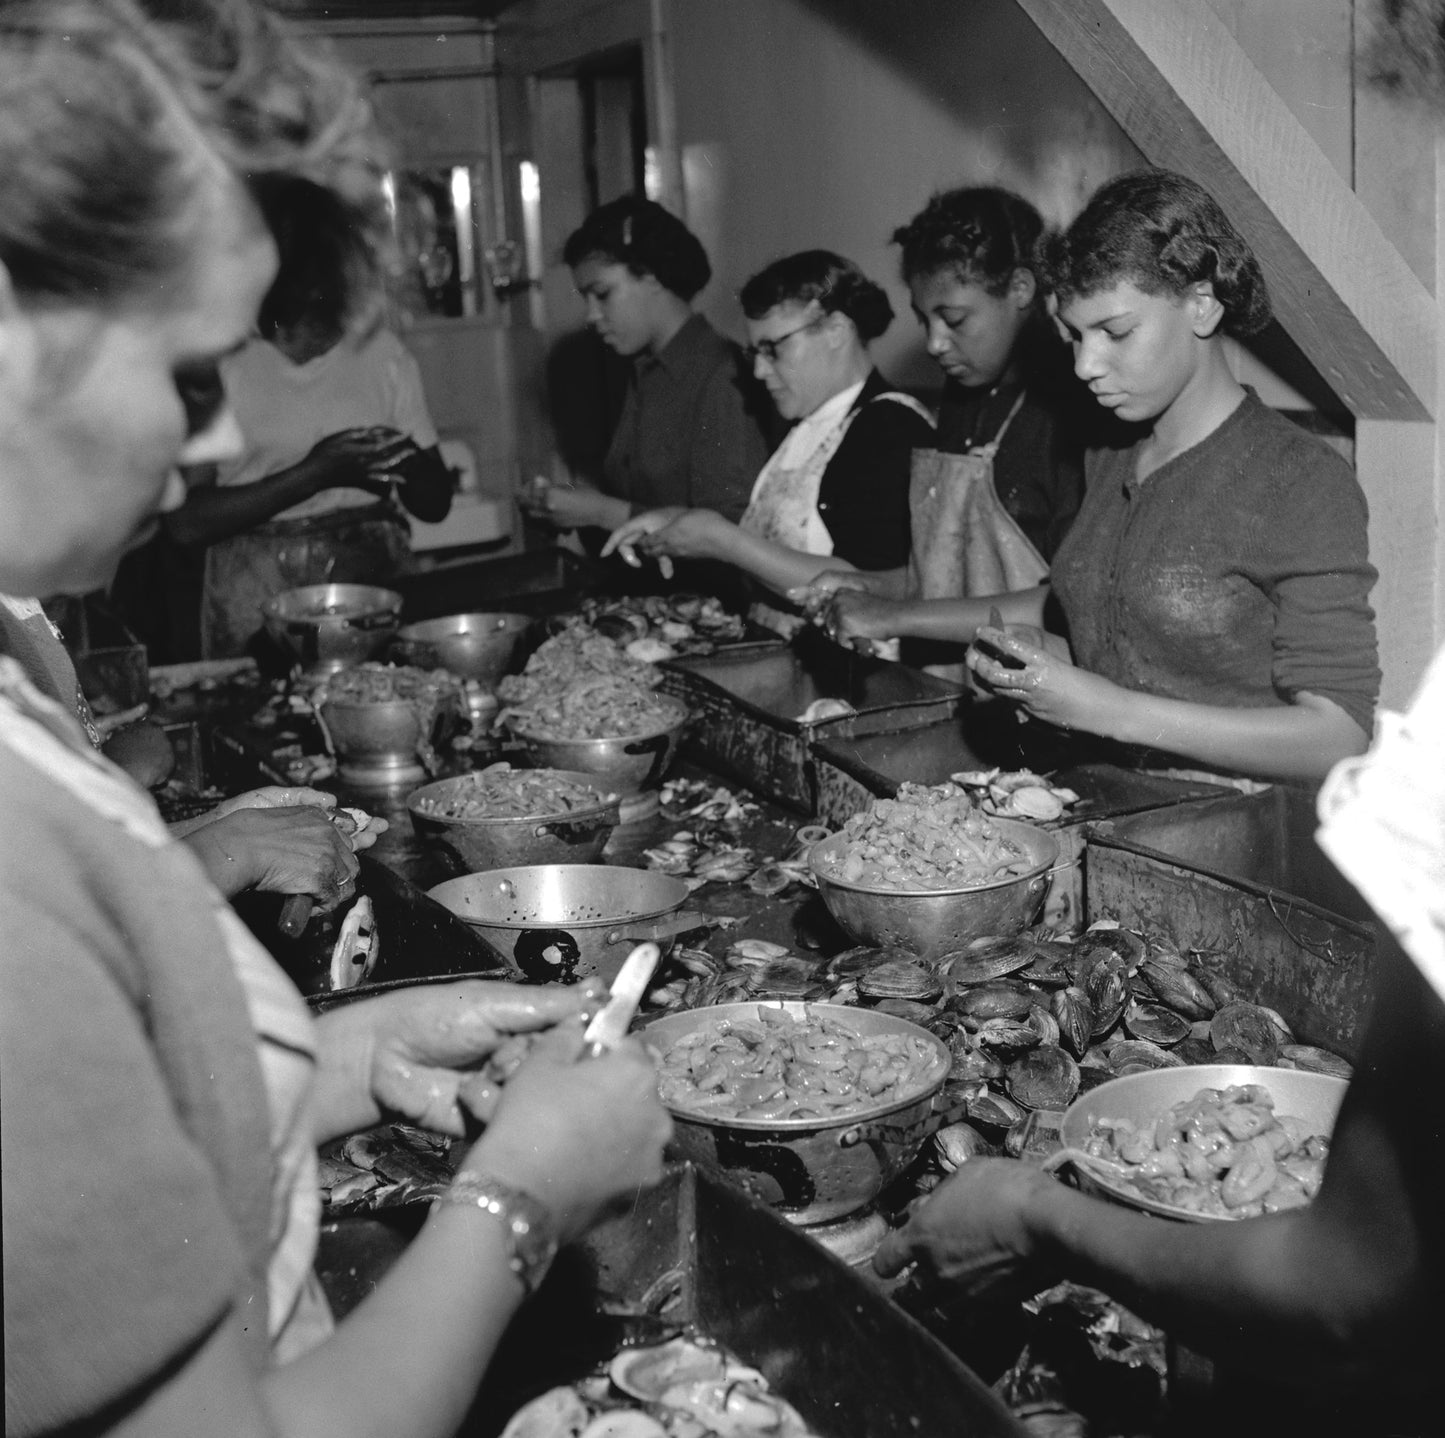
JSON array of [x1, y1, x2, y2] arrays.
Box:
[[581, 943, 661, 1058]]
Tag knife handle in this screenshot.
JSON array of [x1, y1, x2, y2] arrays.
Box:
[[278, 893, 314, 939]]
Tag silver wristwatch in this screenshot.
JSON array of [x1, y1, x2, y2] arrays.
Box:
[[434, 1171, 560, 1295]]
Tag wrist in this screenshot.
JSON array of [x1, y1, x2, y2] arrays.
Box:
[[432, 1170, 560, 1295]]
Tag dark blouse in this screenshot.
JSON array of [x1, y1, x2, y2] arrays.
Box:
[[816, 370, 935, 571], [1051, 389, 1380, 737], [603, 313, 774, 523]]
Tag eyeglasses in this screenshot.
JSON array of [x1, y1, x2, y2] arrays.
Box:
[[745, 314, 826, 365]]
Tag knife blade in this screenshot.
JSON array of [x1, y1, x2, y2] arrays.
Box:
[[581, 942, 661, 1058]]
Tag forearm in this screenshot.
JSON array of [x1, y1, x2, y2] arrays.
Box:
[[721, 527, 859, 595], [166, 464, 320, 545], [263, 1186, 526, 1438], [179, 822, 261, 898], [882, 586, 1048, 643], [1088, 689, 1367, 781], [1022, 1179, 1395, 1382]]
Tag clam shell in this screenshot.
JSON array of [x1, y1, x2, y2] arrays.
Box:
[[1123, 998, 1190, 1047], [1052, 986, 1095, 1058], [1028, 1003, 1061, 1047], [1138, 958, 1217, 1020], [948, 1044, 1005, 1083], [1076, 1064, 1114, 1093], [825, 945, 894, 981], [1280, 1043, 1353, 1078], [499, 1387, 590, 1438], [858, 957, 943, 1003], [934, 1120, 996, 1171], [966, 1091, 1026, 1129], [1210, 1002, 1281, 1066], [1211, 1044, 1252, 1065], [1007, 1045, 1081, 1110], [1105, 1038, 1184, 1073], [872, 997, 939, 1025], [1076, 925, 1146, 971], [949, 980, 1036, 1023], [609, 1338, 755, 1402], [1085, 958, 1129, 1037], [1172, 1035, 1217, 1065], [976, 1017, 1042, 1056], [940, 936, 1035, 986], [1194, 965, 1243, 1008], [1017, 941, 1075, 987]]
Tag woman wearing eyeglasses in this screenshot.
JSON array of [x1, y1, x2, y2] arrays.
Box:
[[601, 250, 934, 626], [523, 196, 773, 542]]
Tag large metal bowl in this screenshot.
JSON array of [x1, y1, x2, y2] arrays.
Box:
[[406, 769, 621, 871], [319, 688, 464, 782], [393, 612, 533, 688], [510, 698, 689, 795], [262, 583, 403, 676], [427, 864, 705, 985], [643, 1001, 954, 1224], [1057, 1064, 1347, 1222], [808, 818, 1059, 961]]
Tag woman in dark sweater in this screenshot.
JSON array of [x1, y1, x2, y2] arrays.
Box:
[[602, 250, 933, 622], [825, 170, 1378, 782]]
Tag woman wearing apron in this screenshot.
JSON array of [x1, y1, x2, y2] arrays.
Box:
[[601, 250, 933, 632], [829, 172, 1378, 784], [802, 188, 1095, 673], [167, 182, 454, 659]]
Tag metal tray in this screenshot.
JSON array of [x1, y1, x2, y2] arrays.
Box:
[[661, 629, 963, 813], [1085, 787, 1380, 1057], [315, 1162, 1025, 1437]]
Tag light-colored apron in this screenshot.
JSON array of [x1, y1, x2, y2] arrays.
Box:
[[741, 391, 932, 640], [906, 392, 1047, 680]]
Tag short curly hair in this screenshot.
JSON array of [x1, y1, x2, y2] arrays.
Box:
[[0, 0, 386, 323], [892, 186, 1045, 296], [1042, 169, 1272, 338], [562, 195, 711, 301], [738, 250, 894, 343]]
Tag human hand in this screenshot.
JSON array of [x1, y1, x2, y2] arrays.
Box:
[[601, 507, 688, 573], [346, 980, 608, 1137], [787, 568, 878, 622], [464, 1023, 673, 1242], [820, 587, 908, 647], [202, 787, 389, 850], [873, 1157, 1052, 1297], [522, 478, 626, 532], [966, 624, 1112, 732], [183, 804, 359, 903], [303, 425, 418, 491]]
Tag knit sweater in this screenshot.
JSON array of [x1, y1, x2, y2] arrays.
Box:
[[1051, 389, 1379, 736]]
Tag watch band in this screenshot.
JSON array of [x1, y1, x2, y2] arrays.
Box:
[[433, 1171, 560, 1296]]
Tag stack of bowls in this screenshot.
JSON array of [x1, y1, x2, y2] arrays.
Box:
[[509, 696, 689, 796]]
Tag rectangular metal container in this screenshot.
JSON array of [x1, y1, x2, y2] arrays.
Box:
[[316, 1162, 1025, 1438], [661, 630, 964, 814], [1085, 787, 1380, 1057], [811, 713, 1231, 930]]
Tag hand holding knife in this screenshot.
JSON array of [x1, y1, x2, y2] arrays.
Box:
[[581, 943, 661, 1058]]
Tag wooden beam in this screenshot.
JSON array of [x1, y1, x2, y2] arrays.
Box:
[[1015, 0, 1435, 421]]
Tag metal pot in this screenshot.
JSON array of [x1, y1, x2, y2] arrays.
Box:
[[510, 700, 689, 795], [319, 690, 464, 782], [642, 1001, 955, 1224], [426, 864, 707, 985], [261, 583, 402, 676], [1054, 1063, 1346, 1222], [406, 769, 621, 872], [392, 611, 533, 688], [808, 818, 1059, 961]]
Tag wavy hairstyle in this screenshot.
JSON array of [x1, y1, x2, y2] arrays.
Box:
[[738, 249, 894, 343], [1042, 169, 1272, 338], [562, 195, 712, 301], [892, 186, 1045, 296], [0, 0, 386, 327]]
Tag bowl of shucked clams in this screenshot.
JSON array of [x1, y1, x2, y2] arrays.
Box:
[[808, 782, 1058, 961]]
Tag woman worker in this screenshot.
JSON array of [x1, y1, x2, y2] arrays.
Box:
[[166, 180, 455, 659], [825, 170, 1379, 782], [525, 195, 773, 541], [598, 249, 935, 624], [796, 187, 1091, 635], [873, 653, 1445, 1410], [0, 7, 669, 1438]]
